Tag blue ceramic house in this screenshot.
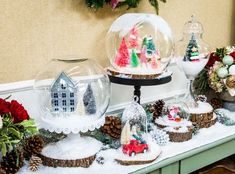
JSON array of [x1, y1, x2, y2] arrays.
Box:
[[51, 72, 77, 112]]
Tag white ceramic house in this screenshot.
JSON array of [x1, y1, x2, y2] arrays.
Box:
[[51, 72, 77, 112]]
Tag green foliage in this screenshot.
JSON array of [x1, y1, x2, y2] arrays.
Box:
[[149, 0, 167, 14], [39, 129, 67, 145], [84, 0, 166, 14], [215, 47, 226, 58], [215, 109, 235, 126], [194, 69, 210, 94], [0, 115, 37, 157], [82, 130, 121, 149], [85, 0, 107, 9]]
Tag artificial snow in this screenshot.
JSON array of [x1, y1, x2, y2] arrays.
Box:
[[181, 56, 208, 79], [189, 101, 213, 114], [163, 126, 189, 133], [41, 134, 102, 159], [155, 116, 192, 128], [18, 122, 235, 174]]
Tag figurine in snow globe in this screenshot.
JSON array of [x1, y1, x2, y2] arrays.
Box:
[[114, 97, 161, 165], [106, 13, 173, 79], [34, 57, 110, 168], [155, 101, 193, 142], [175, 15, 216, 128]]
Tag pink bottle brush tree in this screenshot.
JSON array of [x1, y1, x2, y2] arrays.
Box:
[[115, 37, 130, 67], [139, 46, 147, 65], [128, 26, 139, 49]]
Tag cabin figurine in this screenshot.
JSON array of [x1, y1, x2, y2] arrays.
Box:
[[51, 72, 77, 113]]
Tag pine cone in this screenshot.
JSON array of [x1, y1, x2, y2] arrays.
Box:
[[101, 116, 122, 139], [145, 104, 155, 113], [226, 75, 235, 88], [24, 135, 44, 157], [1, 150, 24, 174], [152, 100, 165, 121], [0, 168, 6, 174], [210, 98, 222, 110], [28, 155, 42, 171]]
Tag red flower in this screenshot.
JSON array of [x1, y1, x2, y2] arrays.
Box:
[[0, 98, 10, 115], [206, 52, 221, 68], [229, 51, 235, 61], [10, 100, 29, 123]]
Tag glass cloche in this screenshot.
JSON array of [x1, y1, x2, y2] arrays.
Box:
[[175, 15, 210, 80], [175, 15, 210, 107], [34, 58, 111, 134], [106, 13, 173, 77]]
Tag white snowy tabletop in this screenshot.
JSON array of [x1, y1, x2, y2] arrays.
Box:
[[18, 118, 235, 174]]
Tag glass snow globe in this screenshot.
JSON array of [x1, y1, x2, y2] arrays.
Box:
[[163, 101, 190, 122], [34, 57, 110, 133], [175, 15, 210, 107], [106, 13, 173, 78], [34, 57, 110, 166]]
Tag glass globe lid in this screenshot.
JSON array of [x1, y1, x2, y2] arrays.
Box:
[[34, 57, 111, 134], [155, 100, 192, 132], [183, 15, 204, 34], [163, 101, 190, 121], [106, 13, 173, 76], [175, 15, 210, 80]]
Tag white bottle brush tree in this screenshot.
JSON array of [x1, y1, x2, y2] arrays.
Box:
[[120, 121, 131, 145]]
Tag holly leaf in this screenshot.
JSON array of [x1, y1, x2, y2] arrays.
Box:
[[25, 127, 38, 134], [215, 47, 226, 58], [1, 142, 7, 157], [18, 119, 35, 127], [8, 127, 22, 139]]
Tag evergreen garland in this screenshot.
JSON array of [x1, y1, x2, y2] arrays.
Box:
[[84, 0, 166, 14]]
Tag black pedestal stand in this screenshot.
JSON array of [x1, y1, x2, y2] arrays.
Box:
[[108, 75, 172, 104]]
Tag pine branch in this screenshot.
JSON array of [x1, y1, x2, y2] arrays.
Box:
[[84, 0, 167, 14], [149, 0, 166, 14], [194, 69, 210, 94], [215, 47, 226, 59], [85, 0, 107, 9]]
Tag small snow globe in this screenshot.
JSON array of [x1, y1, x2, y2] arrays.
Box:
[[163, 101, 190, 122], [155, 101, 193, 142], [34, 57, 110, 133], [106, 13, 173, 78], [175, 15, 210, 107]]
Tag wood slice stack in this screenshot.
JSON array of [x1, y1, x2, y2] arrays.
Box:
[[190, 112, 217, 128], [38, 154, 96, 168]]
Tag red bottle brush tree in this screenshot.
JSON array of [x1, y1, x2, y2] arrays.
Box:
[[115, 38, 130, 67]]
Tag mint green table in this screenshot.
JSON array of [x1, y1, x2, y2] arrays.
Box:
[[131, 134, 235, 174]]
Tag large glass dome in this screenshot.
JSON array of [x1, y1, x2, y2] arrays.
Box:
[[34, 58, 110, 134], [106, 13, 173, 76]]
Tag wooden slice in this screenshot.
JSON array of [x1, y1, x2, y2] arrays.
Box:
[[191, 113, 217, 128], [166, 129, 193, 142], [38, 154, 96, 168], [190, 112, 214, 122], [106, 67, 161, 79], [155, 123, 193, 142], [115, 155, 159, 166]]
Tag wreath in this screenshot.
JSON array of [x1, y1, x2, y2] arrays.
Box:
[[85, 0, 166, 14]]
